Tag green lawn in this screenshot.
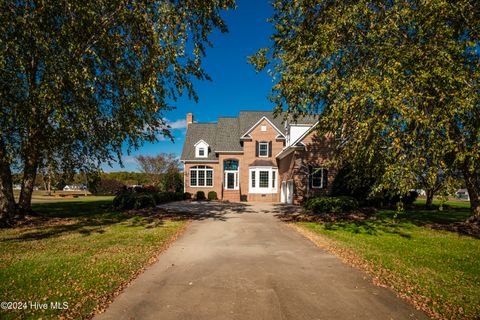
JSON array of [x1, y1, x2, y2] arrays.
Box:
[[0, 197, 187, 319], [297, 200, 480, 320]]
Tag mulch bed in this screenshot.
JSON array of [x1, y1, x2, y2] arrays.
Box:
[[275, 207, 377, 223], [425, 221, 480, 238]]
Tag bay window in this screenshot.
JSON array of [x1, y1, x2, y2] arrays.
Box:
[[249, 167, 278, 193]]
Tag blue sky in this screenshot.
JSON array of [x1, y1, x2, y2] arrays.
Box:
[[104, 1, 275, 172]]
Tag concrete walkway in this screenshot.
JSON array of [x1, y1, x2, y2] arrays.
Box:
[[96, 202, 427, 320]]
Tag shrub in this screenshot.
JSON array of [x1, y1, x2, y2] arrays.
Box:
[[183, 192, 192, 200], [368, 190, 419, 208], [175, 192, 185, 201], [402, 190, 419, 206], [132, 193, 156, 209], [196, 191, 206, 201], [113, 188, 136, 209], [113, 189, 183, 210], [93, 178, 125, 196], [208, 191, 217, 201], [304, 196, 359, 214]]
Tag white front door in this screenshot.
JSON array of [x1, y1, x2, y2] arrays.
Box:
[[281, 181, 286, 203], [224, 170, 239, 190]]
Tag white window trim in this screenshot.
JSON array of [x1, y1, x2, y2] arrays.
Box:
[[190, 166, 214, 188], [249, 167, 278, 194], [311, 167, 325, 189], [258, 142, 269, 158]]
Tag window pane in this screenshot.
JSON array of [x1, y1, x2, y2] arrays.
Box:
[[311, 168, 322, 188], [190, 170, 197, 186], [198, 170, 205, 186], [259, 171, 269, 188], [199, 148, 205, 156], [206, 170, 213, 186], [251, 171, 255, 188], [259, 142, 268, 156], [272, 171, 276, 188]]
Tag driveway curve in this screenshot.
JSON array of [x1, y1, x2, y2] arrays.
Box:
[[95, 202, 427, 320]]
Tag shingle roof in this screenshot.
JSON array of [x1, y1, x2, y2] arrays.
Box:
[[180, 110, 319, 161], [181, 123, 218, 161], [215, 117, 242, 151], [238, 111, 287, 136]]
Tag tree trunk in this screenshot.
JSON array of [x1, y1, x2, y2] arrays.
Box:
[[18, 153, 39, 215], [47, 172, 52, 196], [463, 169, 480, 222], [0, 140, 16, 226], [425, 189, 434, 208]]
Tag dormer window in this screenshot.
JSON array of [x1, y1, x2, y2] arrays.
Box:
[[194, 140, 209, 158]]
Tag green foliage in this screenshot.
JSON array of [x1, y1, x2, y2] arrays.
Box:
[[101, 172, 151, 186], [161, 171, 184, 193], [251, 0, 480, 217], [112, 187, 187, 210], [0, 0, 235, 217], [207, 191, 217, 201], [195, 191, 206, 201], [184, 192, 192, 200], [91, 178, 125, 196], [304, 196, 359, 214], [331, 164, 377, 202]]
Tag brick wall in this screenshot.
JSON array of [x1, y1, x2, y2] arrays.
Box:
[[240, 118, 285, 202], [184, 162, 221, 199], [288, 131, 337, 204]]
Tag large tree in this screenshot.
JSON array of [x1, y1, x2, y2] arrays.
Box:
[[0, 0, 234, 225], [136, 153, 179, 187], [251, 0, 480, 219]]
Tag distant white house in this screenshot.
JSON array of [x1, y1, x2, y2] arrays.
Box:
[[13, 184, 22, 190], [455, 189, 470, 200], [413, 189, 426, 196], [63, 184, 87, 191]]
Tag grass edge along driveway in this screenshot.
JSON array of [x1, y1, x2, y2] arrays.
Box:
[[0, 198, 189, 319], [292, 202, 479, 320]]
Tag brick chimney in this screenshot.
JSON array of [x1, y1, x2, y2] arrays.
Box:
[[186, 112, 193, 127]]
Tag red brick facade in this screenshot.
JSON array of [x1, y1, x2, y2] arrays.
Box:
[[183, 115, 336, 203]]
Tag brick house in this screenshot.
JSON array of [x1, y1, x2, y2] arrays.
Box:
[[180, 111, 336, 204]]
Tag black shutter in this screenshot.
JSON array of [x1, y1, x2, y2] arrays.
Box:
[[322, 169, 328, 189], [255, 141, 259, 157], [268, 141, 272, 157], [308, 165, 313, 188]]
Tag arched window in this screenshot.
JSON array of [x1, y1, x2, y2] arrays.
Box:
[[223, 159, 239, 171], [190, 166, 213, 187]]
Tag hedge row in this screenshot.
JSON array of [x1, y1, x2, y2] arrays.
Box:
[[113, 189, 191, 210], [303, 196, 359, 214], [304, 191, 418, 214]]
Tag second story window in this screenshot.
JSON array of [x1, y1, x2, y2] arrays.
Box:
[[198, 148, 205, 157], [258, 142, 269, 157]]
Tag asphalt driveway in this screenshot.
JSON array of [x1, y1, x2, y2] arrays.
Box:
[[95, 202, 427, 320]]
